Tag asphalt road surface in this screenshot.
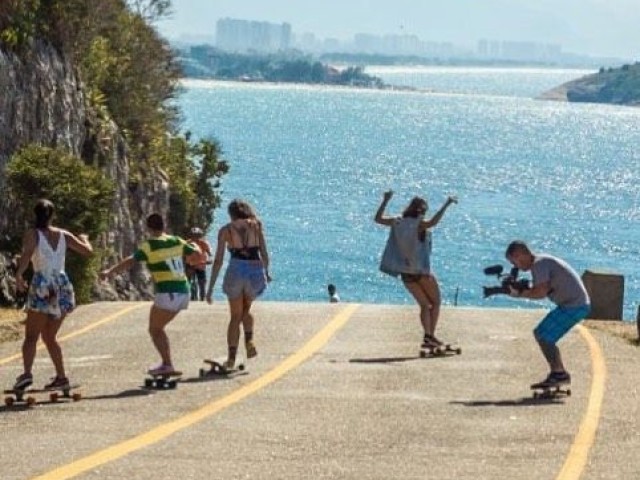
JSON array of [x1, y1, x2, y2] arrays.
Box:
[[0, 301, 638, 480]]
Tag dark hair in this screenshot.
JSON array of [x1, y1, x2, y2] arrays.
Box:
[[34, 199, 55, 229], [505, 240, 531, 257], [146, 213, 165, 231], [228, 199, 256, 220], [402, 197, 428, 219], [328, 284, 336, 294]]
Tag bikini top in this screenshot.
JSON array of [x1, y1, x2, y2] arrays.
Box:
[[227, 222, 261, 260]]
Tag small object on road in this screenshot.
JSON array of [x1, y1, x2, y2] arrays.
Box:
[[531, 384, 571, 399], [144, 371, 182, 390], [419, 343, 461, 358], [199, 358, 246, 377], [3, 384, 82, 407]]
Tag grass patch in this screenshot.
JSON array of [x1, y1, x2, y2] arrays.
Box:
[[0, 308, 24, 344]]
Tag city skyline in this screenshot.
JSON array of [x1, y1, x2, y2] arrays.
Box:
[[156, 0, 639, 60]]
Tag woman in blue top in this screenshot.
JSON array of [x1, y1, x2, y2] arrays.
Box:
[[375, 190, 457, 349]]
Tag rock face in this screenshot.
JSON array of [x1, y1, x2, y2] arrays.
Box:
[[538, 64, 640, 106], [0, 41, 169, 301]]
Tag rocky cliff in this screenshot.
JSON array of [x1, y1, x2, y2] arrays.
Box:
[[539, 63, 640, 106], [0, 41, 169, 303]]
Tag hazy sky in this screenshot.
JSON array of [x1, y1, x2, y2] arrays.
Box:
[[156, 0, 639, 59]]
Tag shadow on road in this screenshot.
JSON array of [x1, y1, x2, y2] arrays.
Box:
[[180, 372, 250, 384], [82, 388, 154, 401], [450, 397, 565, 407], [349, 356, 419, 364]]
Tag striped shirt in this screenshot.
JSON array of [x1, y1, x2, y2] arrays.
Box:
[[133, 235, 197, 293]]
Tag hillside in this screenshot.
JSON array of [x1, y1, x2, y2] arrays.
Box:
[[539, 62, 640, 106]]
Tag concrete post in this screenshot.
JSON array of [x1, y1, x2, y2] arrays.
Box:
[[581, 269, 624, 320]]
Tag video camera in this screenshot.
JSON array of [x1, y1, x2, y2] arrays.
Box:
[[482, 264, 530, 298]]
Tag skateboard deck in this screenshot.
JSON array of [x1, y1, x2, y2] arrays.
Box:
[[3, 384, 81, 407], [199, 358, 246, 377], [531, 384, 571, 399], [419, 344, 461, 358], [144, 370, 182, 389]]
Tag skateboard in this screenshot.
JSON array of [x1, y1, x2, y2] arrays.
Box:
[[143, 371, 182, 389], [419, 344, 462, 358], [531, 384, 571, 399], [199, 358, 246, 377], [3, 384, 81, 407]]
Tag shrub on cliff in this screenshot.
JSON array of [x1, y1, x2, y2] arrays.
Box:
[[6, 145, 115, 303]]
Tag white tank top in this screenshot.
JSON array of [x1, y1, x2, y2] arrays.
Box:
[[31, 230, 67, 274]]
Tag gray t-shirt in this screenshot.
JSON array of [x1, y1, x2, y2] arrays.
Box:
[[531, 254, 590, 307]]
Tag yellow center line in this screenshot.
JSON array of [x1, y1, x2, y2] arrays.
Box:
[[31, 303, 361, 480], [0, 304, 147, 366], [556, 325, 607, 480]]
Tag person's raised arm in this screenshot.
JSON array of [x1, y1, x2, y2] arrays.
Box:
[[100, 256, 136, 280], [374, 190, 395, 226], [64, 230, 93, 257], [206, 227, 228, 303], [422, 195, 457, 229]]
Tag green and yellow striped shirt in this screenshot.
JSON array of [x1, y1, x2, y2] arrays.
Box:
[[134, 235, 197, 293]]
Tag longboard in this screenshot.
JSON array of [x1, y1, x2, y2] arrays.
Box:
[[419, 344, 461, 358], [531, 384, 571, 399], [3, 384, 81, 407], [143, 370, 182, 389], [199, 358, 246, 377]]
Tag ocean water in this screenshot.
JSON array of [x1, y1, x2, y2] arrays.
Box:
[[177, 66, 640, 319]]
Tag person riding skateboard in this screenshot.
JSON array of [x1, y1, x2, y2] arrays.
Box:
[[505, 240, 590, 388]]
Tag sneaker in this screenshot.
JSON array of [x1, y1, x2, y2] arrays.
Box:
[[222, 359, 235, 370], [147, 364, 176, 376], [531, 371, 571, 389], [44, 376, 70, 390], [13, 373, 33, 390], [423, 333, 443, 348], [245, 340, 258, 359]]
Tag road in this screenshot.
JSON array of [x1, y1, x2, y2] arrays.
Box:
[[0, 301, 637, 479]]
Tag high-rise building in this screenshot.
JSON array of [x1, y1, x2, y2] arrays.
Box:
[[216, 18, 291, 53]]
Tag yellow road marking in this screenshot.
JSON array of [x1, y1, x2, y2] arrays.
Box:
[[31, 304, 361, 480], [556, 325, 607, 480], [0, 304, 146, 366]]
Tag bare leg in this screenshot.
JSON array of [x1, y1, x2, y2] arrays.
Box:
[[41, 314, 66, 378], [22, 311, 49, 375], [148, 306, 179, 366], [402, 279, 433, 336], [242, 294, 257, 357], [418, 274, 442, 334], [535, 333, 566, 372], [227, 296, 245, 360]]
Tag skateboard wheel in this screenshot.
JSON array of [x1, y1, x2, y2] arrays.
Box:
[[144, 379, 153, 388], [50, 393, 59, 402], [26, 396, 36, 406], [566, 389, 572, 396], [199, 368, 205, 378], [5, 396, 14, 407], [239, 364, 245, 371], [419, 350, 426, 358], [455, 348, 462, 355], [72, 393, 82, 402]]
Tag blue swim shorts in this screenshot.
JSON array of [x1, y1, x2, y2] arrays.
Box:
[[222, 258, 267, 301], [534, 304, 590, 344]]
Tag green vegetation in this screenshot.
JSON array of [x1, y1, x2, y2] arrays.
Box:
[[6, 146, 115, 303], [566, 62, 640, 105], [0, 1, 229, 299], [183, 47, 385, 87]]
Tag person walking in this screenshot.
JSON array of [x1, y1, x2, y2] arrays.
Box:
[[206, 199, 271, 368], [13, 199, 93, 391], [185, 227, 212, 301], [100, 213, 199, 376], [375, 190, 457, 350]]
